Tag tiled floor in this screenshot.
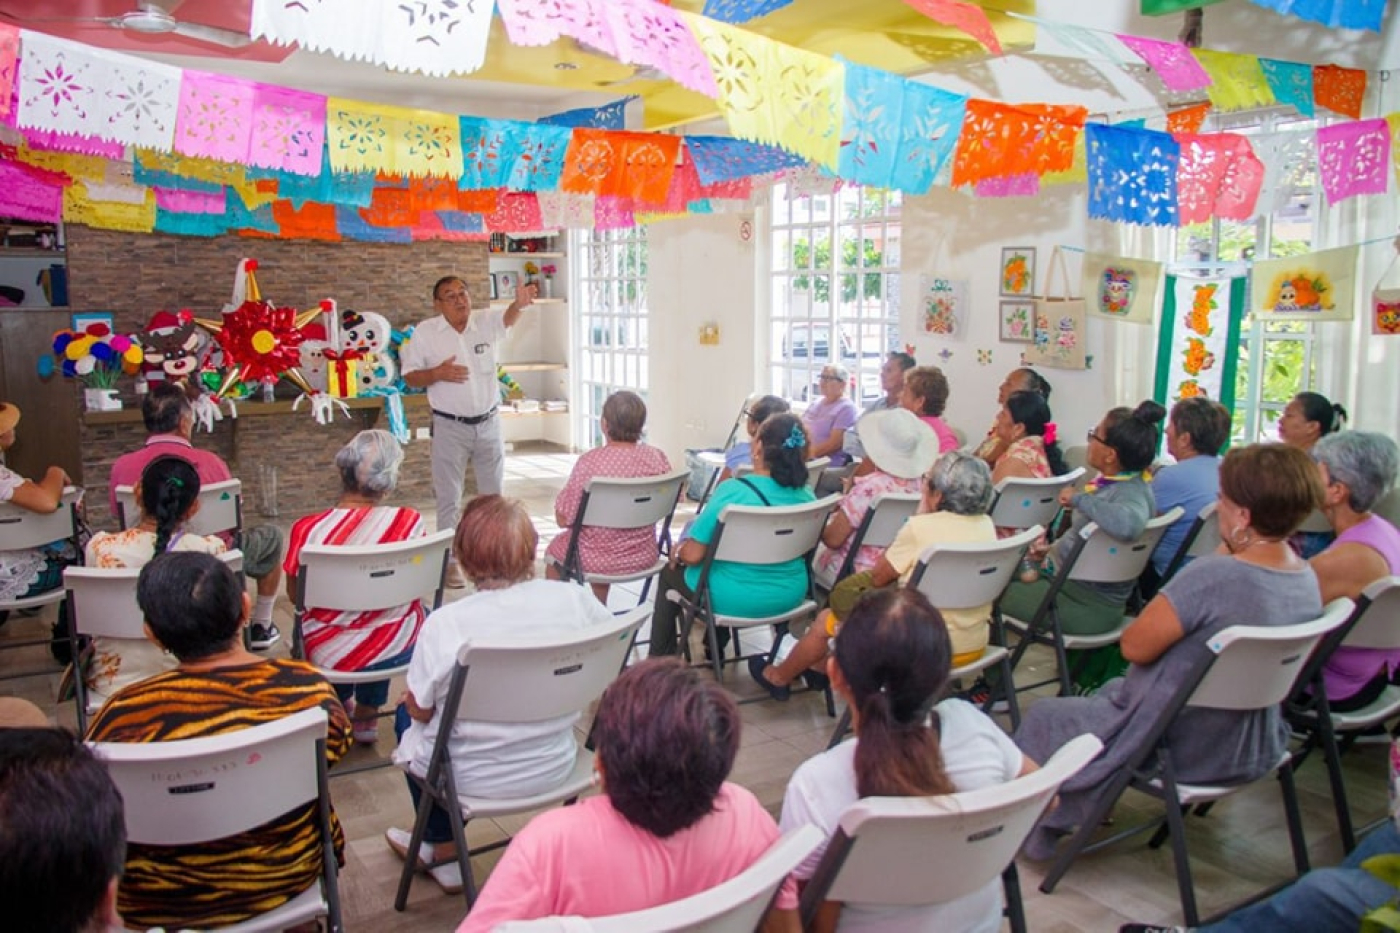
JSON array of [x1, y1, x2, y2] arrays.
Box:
[[1, 445, 1388, 932]]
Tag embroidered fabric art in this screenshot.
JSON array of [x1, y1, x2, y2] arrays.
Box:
[[1117, 35, 1211, 91], [902, 0, 1002, 55], [539, 99, 631, 130], [505, 123, 572, 192], [1155, 274, 1245, 408], [1166, 103, 1212, 134], [1313, 65, 1366, 120], [1246, 0, 1388, 31], [685, 135, 806, 185], [249, 85, 325, 176], [0, 158, 63, 222], [703, 0, 794, 25], [1175, 133, 1263, 224], [251, 0, 493, 77], [1192, 50, 1275, 111], [459, 117, 522, 190], [1316, 119, 1390, 205], [951, 100, 1085, 187], [1252, 245, 1359, 322], [1086, 123, 1180, 227], [684, 11, 843, 168], [0, 22, 16, 119], [1258, 59, 1314, 117], [175, 70, 255, 163]]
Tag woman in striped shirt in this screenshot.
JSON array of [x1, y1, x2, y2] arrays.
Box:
[[283, 430, 426, 744]]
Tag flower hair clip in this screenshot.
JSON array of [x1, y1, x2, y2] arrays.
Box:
[[783, 424, 807, 449], [1042, 421, 1058, 445]]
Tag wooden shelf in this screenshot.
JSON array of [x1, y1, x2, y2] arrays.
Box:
[[0, 249, 66, 258], [488, 251, 565, 259], [82, 395, 390, 425], [503, 361, 567, 372], [491, 297, 566, 307]]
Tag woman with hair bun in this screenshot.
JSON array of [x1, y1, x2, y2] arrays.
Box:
[[84, 455, 226, 703], [283, 429, 425, 744], [648, 412, 818, 658], [990, 390, 1070, 484], [1279, 391, 1348, 453], [780, 588, 1036, 931], [999, 400, 1163, 690]]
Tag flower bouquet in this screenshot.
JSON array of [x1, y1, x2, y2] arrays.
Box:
[[523, 260, 540, 285], [541, 264, 557, 298], [46, 322, 144, 411]]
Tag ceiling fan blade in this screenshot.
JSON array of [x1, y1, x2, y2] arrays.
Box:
[[171, 20, 252, 48]]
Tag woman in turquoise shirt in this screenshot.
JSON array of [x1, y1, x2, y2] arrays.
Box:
[[648, 412, 818, 658]]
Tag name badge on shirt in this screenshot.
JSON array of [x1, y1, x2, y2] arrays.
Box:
[[474, 343, 489, 355]]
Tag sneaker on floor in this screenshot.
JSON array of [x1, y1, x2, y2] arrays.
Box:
[[248, 622, 281, 650], [444, 565, 467, 589], [957, 678, 992, 706], [385, 828, 463, 895], [351, 720, 380, 745]]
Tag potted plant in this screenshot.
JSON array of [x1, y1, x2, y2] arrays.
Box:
[[541, 263, 557, 298]]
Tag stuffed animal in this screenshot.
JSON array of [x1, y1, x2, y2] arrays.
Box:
[[298, 322, 332, 394], [139, 310, 210, 382], [340, 308, 398, 393]]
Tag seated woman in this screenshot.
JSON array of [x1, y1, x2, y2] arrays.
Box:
[[901, 365, 960, 453], [1280, 391, 1349, 558], [86, 551, 351, 930], [999, 401, 1162, 636], [779, 588, 1036, 932], [459, 659, 798, 932], [388, 495, 615, 895], [283, 429, 425, 745], [810, 408, 938, 590], [752, 451, 997, 700], [1014, 443, 1324, 861], [544, 390, 672, 603], [975, 367, 1053, 465], [721, 394, 791, 482], [989, 390, 1069, 485], [803, 365, 859, 468], [648, 413, 818, 659], [1141, 397, 1231, 599], [0, 401, 75, 606], [85, 456, 226, 703], [1309, 431, 1400, 712]]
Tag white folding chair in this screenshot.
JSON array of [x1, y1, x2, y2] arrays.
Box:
[[799, 734, 1103, 933], [1158, 502, 1222, 588], [1287, 576, 1400, 852], [1296, 508, 1333, 534], [0, 487, 82, 681], [670, 497, 840, 682], [1061, 445, 1089, 475], [1039, 600, 1355, 927], [988, 469, 1086, 531], [65, 550, 243, 732], [394, 607, 648, 912], [93, 706, 343, 933], [825, 526, 1043, 747], [823, 492, 921, 587], [734, 456, 832, 492], [491, 825, 825, 933], [1005, 508, 1183, 695], [556, 469, 689, 606], [116, 478, 244, 547]]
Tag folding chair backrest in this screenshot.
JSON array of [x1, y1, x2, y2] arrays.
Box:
[[1375, 488, 1400, 529], [493, 825, 825, 933], [64, 549, 244, 640], [1296, 509, 1332, 534], [578, 470, 689, 531], [1189, 598, 1355, 711], [812, 734, 1103, 909], [908, 525, 1044, 611], [1068, 507, 1183, 585], [116, 479, 243, 539], [1061, 446, 1089, 475], [835, 493, 921, 580], [1339, 577, 1400, 651], [449, 607, 647, 725], [92, 706, 328, 846], [804, 457, 832, 490], [988, 469, 1085, 530], [1180, 502, 1222, 560], [296, 529, 452, 614], [712, 497, 840, 566], [0, 487, 80, 550]]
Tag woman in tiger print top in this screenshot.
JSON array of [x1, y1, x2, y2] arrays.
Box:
[[86, 551, 352, 930]]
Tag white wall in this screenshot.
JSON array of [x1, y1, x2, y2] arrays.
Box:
[[646, 212, 758, 468]]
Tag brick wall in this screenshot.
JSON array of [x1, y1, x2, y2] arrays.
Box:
[[67, 226, 484, 527]]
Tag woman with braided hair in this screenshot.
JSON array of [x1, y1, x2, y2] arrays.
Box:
[[779, 587, 1037, 932], [84, 455, 225, 704]]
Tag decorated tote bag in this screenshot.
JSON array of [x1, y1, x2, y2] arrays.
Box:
[[1025, 247, 1088, 370], [1373, 248, 1400, 336]]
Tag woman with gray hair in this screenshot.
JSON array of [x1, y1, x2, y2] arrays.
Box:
[[750, 450, 997, 700], [283, 428, 426, 743], [1310, 430, 1400, 711]]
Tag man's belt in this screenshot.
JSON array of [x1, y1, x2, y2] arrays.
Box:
[[431, 407, 497, 426]]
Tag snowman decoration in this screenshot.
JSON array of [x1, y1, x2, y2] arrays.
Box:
[[339, 309, 398, 394]]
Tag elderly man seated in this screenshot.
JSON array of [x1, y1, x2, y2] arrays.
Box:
[[108, 382, 285, 649]]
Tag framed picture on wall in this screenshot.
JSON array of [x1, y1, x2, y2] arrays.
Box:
[[999, 247, 1036, 297], [999, 301, 1034, 343], [494, 271, 518, 301], [489, 274, 498, 301]]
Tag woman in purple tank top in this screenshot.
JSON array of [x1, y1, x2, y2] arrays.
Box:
[[1311, 431, 1400, 710]]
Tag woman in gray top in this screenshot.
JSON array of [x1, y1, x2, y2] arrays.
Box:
[[1000, 400, 1165, 635], [1015, 443, 1324, 860]]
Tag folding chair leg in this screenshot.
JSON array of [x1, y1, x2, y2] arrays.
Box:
[[827, 707, 853, 750], [1002, 862, 1028, 933], [1278, 762, 1312, 876], [1317, 719, 1356, 852], [1163, 796, 1199, 927], [999, 651, 1022, 731], [1040, 768, 1136, 894], [823, 685, 836, 718], [706, 621, 724, 681], [394, 779, 440, 912], [449, 812, 477, 910]]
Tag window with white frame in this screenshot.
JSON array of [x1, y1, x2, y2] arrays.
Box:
[[1173, 113, 1319, 444], [572, 227, 649, 449], [767, 184, 902, 406]]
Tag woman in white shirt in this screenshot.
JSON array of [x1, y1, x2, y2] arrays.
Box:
[[780, 587, 1037, 932]]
